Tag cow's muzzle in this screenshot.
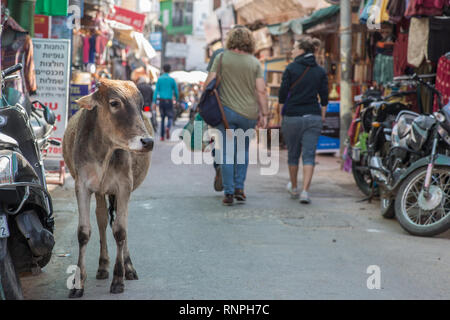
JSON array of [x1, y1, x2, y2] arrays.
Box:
[[128, 136, 154, 152], [141, 137, 154, 151]]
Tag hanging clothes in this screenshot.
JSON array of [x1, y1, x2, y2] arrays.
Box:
[[378, 0, 391, 23], [405, 0, 446, 16], [1, 17, 37, 95], [416, 62, 434, 114], [428, 17, 450, 64], [434, 55, 450, 111], [387, 0, 406, 23], [82, 35, 90, 65], [89, 35, 97, 64], [360, 0, 374, 24], [407, 17, 429, 68], [95, 35, 109, 65], [393, 32, 409, 76], [72, 32, 83, 67], [373, 54, 394, 85]]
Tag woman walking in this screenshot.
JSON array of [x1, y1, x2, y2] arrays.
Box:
[[205, 26, 269, 206], [279, 36, 329, 204]]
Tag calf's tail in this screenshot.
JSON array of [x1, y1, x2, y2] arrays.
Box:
[[108, 195, 116, 227]]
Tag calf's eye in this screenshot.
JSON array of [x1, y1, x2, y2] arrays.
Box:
[[110, 101, 120, 108]]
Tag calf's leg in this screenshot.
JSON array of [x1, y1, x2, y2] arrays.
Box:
[[124, 239, 138, 280], [69, 183, 92, 298], [110, 190, 131, 294], [95, 194, 109, 279]]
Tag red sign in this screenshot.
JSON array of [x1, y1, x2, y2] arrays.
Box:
[[108, 6, 146, 32], [34, 15, 50, 38]]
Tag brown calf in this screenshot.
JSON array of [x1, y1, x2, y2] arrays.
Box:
[[63, 79, 154, 298]]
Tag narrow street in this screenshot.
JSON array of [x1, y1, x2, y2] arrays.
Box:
[[21, 118, 450, 300]]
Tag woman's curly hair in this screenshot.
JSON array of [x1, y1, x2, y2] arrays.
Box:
[[295, 36, 321, 54], [225, 27, 255, 54]]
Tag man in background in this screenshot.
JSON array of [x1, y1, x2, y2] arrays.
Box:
[[152, 64, 179, 141]]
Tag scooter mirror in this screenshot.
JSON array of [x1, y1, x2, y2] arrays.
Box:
[[43, 106, 56, 125]]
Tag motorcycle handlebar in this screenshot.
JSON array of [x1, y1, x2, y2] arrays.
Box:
[[2, 63, 23, 79]]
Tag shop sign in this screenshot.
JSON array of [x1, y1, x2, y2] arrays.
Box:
[[69, 84, 90, 117], [108, 5, 146, 33], [32, 38, 71, 159], [317, 101, 340, 153], [51, 16, 72, 39], [34, 15, 50, 39], [149, 32, 163, 51], [165, 42, 189, 58]]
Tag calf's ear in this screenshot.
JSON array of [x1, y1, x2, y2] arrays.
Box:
[[75, 91, 97, 110]]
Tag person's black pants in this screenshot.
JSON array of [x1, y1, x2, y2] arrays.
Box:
[[159, 100, 174, 138]]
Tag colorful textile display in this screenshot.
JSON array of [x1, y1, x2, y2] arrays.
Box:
[[434, 55, 450, 111]]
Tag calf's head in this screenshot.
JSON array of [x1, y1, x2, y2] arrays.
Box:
[[76, 79, 154, 152]]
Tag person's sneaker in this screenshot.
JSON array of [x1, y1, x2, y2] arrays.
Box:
[[300, 191, 311, 204], [166, 128, 170, 140], [222, 194, 234, 206], [234, 189, 246, 202], [214, 166, 223, 192], [286, 182, 299, 199], [160, 136, 164, 141]]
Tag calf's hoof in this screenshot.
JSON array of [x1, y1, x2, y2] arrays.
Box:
[[68, 288, 84, 298], [96, 269, 109, 279], [125, 270, 139, 280], [110, 282, 124, 294]]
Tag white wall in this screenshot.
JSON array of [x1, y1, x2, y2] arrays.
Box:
[[185, 0, 211, 71], [185, 35, 208, 71]]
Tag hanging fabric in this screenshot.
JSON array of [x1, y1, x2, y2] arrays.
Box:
[[433, 55, 450, 111], [428, 16, 450, 63], [407, 17, 429, 68]]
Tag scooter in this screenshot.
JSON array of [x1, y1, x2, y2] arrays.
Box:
[[0, 63, 56, 300]]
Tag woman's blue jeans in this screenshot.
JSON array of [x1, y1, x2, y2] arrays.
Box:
[[216, 106, 257, 195]]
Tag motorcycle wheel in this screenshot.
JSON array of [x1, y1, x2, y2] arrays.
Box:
[[0, 245, 24, 300], [395, 166, 450, 237], [380, 195, 395, 219], [352, 159, 376, 196]]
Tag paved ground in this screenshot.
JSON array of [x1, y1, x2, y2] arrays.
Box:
[[21, 117, 450, 300]]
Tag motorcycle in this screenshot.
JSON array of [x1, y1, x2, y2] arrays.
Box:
[[349, 88, 382, 196], [350, 87, 414, 217], [0, 63, 56, 300], [390, 76, 450, 237]]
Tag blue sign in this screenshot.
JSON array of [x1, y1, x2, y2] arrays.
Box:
[[70, 84, 90, 116], [149, 32, 162, 51], [317, 101, 340, 152]]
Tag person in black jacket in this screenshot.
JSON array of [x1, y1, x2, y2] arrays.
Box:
[[136, 77, 157, 130], [279, 36, 328, 204]]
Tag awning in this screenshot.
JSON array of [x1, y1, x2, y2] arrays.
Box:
[[233, 0, 307, 25], [302, 4, 340, 31], [106, 19, 156, 60], [267, 5, 339, 35]]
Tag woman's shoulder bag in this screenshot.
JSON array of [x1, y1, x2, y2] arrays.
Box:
[[197, 53, 230, 129]]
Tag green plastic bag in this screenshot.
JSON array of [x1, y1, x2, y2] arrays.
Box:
[[180, 113, 210, 151]]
